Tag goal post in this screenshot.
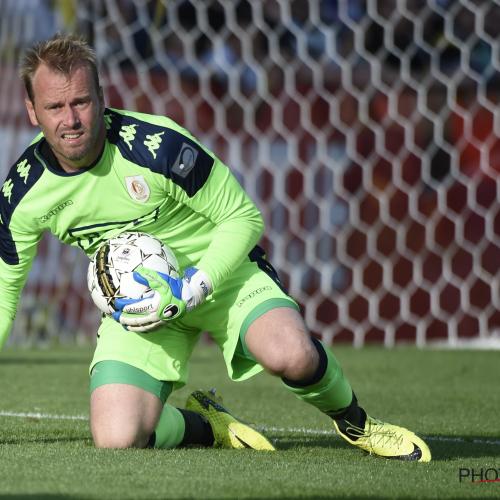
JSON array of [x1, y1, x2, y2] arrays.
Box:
[[1, 0, 500, 348]]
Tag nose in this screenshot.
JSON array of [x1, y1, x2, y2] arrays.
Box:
[[63, 105, 81, 128]]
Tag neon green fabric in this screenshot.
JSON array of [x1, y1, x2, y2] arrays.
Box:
[[89, 360, 185, 449], [90, 257, 298, 387], [283, 343, 353, 413], [238, 298, 300, 358], [89, 360, 172, 403], [153, 404, 186, 449], [0, 107, 263, 347]]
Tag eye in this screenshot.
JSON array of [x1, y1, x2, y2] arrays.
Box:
[[75, 98, 91, 107]]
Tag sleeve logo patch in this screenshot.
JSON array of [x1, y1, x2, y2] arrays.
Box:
[[172, 143, 198, 178], [125, 175, 151, 203]]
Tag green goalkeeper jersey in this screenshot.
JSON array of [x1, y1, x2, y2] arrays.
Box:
[[0, 108, 264, 347]]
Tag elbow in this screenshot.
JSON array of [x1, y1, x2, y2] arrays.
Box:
[[256, 210, 265, 236], [252, 209, 265, 242]]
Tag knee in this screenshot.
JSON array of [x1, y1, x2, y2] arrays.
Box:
[[92, 423, 150, 449], [260, 337, 319, 381], [90, 383, 162, 449], [245, 308, 320, 381]]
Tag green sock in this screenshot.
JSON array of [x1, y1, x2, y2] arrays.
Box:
[[152, 404, 186, 449], [282, 340, 353, 413]]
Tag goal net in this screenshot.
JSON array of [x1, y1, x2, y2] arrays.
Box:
[[1, 0, 500, 348]]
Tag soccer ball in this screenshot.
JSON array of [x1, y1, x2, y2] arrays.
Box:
[[87, 231, 180, 315]]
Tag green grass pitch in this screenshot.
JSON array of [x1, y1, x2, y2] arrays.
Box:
[[0, 342, 498, 499]]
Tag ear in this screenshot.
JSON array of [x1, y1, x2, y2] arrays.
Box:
[[25, 98, 39, 127]]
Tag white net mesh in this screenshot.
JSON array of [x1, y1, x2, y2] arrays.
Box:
[[1, 0, 500, 347]]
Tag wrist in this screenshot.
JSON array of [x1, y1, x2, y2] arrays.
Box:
[[183, 267, 213, 309]]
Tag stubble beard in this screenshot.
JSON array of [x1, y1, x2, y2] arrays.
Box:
[[53, 121, 104, 167]]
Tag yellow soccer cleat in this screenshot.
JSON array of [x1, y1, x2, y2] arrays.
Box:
[[333, 415, 431, 462], [185, 389, 275, 451]]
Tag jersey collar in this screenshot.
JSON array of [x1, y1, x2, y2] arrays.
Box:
[[35, 138, 106, 176]]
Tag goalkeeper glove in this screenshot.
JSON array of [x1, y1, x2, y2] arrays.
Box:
[[112, 266, 212, 332]]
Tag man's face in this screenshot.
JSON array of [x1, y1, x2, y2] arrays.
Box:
[[25, 63, 105, 172]]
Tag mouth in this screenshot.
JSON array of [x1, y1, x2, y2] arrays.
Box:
[[61, 131, 85, 143]]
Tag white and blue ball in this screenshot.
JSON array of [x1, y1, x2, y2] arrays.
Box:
[[87, 231, 179, 315]]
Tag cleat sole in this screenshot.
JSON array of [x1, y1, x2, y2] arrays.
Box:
[[228, 422, 275, 451]]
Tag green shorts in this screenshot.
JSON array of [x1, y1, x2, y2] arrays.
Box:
[[90, 246, 298, 391]]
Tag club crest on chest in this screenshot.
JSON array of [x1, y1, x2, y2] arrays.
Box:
[[125, 175, 150, 203]]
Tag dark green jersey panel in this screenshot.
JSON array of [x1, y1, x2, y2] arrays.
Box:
[[105, 109, 214, 197], [0, 144, 45, 265]]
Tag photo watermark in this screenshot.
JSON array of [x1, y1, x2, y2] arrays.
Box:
[[459, 468, 500, 484]]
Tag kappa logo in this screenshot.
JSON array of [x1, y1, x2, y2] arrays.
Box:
[[125, 175, 150, 203], [237, 286, 273, 307], [1, 179, 14, 203], [38, 200, 74, 223], [119, 124, 138, 150], [172, 143, 198, 178], [16, 159, 31, 183], [144, 132, 164, 159], [104, 114, 112, 130]]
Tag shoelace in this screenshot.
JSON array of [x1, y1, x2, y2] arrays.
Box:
[[343, 418, 404, 453], [194, 389, 229, 414]]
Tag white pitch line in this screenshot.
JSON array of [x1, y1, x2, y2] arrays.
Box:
[[426, 435, 500, 446], [258, 426, 500, 446], [0, 410, 87, 421], [1, 411, 500, 447]]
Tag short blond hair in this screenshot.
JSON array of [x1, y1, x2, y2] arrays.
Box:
[[20, 33, 100, 102]]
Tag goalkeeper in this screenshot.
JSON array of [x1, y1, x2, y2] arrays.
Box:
[[0, 34, 430, 461]]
